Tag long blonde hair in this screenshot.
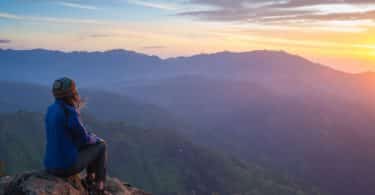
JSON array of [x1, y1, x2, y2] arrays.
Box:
[[62, 90, 85, 110]]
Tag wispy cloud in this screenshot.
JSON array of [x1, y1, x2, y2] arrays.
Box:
[[0, 39, 11, 44], [256, 11, 375, 23], [127, 0, 178, 10], [58, 1, 98, 10], [142, 45, 167, 49], [182, 0, 375, 26], [89, 33, 114, 38], [272, 0, 375, 8], [0, 12, 105, 25], [0, 12, 22, 20], [189, 0, 375, 9]]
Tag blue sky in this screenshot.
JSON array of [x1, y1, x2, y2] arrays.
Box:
[[1, 0, 375, 72]]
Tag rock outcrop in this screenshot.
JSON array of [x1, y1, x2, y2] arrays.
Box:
[[0, 170, 151, 195]]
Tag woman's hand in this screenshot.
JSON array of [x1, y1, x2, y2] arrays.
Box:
[[96, 137, 105, 144]]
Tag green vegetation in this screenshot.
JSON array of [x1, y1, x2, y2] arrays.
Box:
[[0, 111, 323, 195], [0, 111, 45, 174]]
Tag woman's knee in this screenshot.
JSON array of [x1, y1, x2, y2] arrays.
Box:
[[97, 141, 107, 152], [97, 141, 108, 164]]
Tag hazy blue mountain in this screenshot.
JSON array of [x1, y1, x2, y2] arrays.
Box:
[[2, 48, 373, 105], [0, 81, 183, 130], [0, 49, 164, 86], [0, 111, 322, 195], [118, 74, 375, 195], [2, 48, 375, 195], [0, 49, 355, 88]]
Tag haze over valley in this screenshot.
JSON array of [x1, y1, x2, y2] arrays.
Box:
[[1, 49, 375, 195]]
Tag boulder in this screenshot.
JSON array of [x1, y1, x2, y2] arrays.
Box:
[[0, 170, 151, 195]]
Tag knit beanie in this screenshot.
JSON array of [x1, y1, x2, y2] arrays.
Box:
[[52, 77, 77, 98]]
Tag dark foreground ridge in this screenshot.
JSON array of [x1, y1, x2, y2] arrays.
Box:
[[0, 170, 151, 195]]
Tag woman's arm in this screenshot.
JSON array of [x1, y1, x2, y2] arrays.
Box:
[[67, 110, 98, 147]]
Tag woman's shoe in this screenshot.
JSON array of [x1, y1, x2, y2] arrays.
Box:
[[82, 177, 96, 195]]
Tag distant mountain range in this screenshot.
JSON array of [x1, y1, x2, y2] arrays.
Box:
[[2, 48, 373, 86], [2, 48, 375, 195], [0, 81, 182, 130], [2, 48, 375, 103], [0, 48, 163, 86]]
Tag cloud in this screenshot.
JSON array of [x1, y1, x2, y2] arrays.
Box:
[[189, 0, 375, 8], [142, 45, 167, 49], [271, 0, 375, 8], [0, 39, 11, 44], [179, 7, 315, 22], [0, 12, 106, 25], [89, 34, 114, 38], [58, 1, 98, 10], [0, 12, 23, 20], [182, 0, 375, 25], [127, 0, 178, 10], [258, 10, 375, 23], [189, 0, 271, 8]]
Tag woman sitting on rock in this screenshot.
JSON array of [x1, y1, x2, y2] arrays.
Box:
[[44, 77, 108, 195]]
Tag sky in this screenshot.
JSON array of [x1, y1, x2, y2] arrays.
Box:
[[0, 0, 375, 73]]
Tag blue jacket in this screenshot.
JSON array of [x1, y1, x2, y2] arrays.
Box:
[[44, 99, 98, 170]]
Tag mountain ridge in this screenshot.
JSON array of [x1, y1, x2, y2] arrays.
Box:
[[1, 47, 360, 74]]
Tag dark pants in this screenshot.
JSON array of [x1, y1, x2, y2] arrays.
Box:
[[47, 142, 107, 181]]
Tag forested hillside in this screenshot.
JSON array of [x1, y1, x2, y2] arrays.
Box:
[[120, 75, 375, 195], [0, 111, 321, 195]]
